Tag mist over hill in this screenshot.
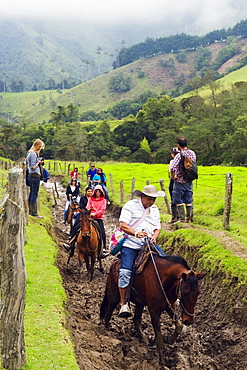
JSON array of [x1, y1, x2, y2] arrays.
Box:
[[1, 10, 247, 90]]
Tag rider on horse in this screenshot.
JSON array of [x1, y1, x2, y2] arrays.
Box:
[[117, 185, 166, 318]]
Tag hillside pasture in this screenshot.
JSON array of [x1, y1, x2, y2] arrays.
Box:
[[46, 161, 247, 248]]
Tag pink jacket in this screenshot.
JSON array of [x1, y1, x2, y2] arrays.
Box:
[[86, 185, 106, 220]]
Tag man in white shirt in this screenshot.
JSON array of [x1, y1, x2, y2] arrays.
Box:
[[118, 185, 165, 318]]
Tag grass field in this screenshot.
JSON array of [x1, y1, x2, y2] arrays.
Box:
[[44, 160, 247, 247]]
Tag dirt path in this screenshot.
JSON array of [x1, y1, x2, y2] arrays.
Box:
[[43, 178, 247, 370]]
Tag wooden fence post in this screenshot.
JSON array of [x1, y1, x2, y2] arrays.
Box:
[[223, 172, 232, 230], [54, 181, 60, 199], [146, 179, 150, 185], [59, 163, 63, 174], [159, 179, 171, 214], [120, 180, 124, 204], [81, 166, 84, 182], [0, 168, 26, 369], [68, 164, 71, 176], [131, 177, 135, 199], [110, 173, 114, 195]]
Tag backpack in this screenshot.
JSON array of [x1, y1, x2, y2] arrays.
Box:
[[180, 154, 198, 182]]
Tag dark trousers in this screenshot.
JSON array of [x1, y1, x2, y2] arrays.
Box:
[[94, 219, 106, 249], [28, 175, 41, 203]]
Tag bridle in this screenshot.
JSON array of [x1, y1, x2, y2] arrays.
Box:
[[145, 237, 196, 321], [175, 275, 196, 319], [79, 212, 92, 238]]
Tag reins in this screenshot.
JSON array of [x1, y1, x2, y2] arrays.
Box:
[[145, 237, 195, 320]]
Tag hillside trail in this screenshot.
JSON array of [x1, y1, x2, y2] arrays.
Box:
[[42, 177, 247, 370]]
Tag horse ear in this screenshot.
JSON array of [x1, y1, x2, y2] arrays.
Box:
[[195, 273, 206, 280], [181, 270, 194, 280], [181, 272, 187, 280]]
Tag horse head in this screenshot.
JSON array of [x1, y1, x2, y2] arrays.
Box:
[[79, 208, 92, 239], [179, 270, 206, 325]]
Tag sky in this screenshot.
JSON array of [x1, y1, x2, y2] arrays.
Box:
[[1, 0, 247, 35]]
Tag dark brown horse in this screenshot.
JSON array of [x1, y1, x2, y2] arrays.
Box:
[[65, 198, 80, 232], [76, 208, 103, 280], [100, 251, 205, 364]]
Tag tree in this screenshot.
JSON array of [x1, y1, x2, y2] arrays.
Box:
[[108, 73, 132, 93], [140, 137, 151, 153]]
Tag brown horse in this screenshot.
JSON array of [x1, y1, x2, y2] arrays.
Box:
[[65, 198, 80, 232], [76, 208, 103, 280], [100, 250, 205, 365]]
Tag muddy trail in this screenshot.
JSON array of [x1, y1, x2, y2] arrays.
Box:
[[44, 178, 247, 370]]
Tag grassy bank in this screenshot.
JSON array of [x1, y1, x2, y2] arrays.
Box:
[[159, 228, 247, 322], [2, 186, 79, 370]]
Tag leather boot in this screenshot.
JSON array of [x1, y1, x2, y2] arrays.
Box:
[[168, 203, 178, 223], [32, 202, 44, 219], [186, 206, 192, 222], [177, 205, 185, 222]]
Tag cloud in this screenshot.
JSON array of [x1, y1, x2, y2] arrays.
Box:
[[1, 0, 247, 35]]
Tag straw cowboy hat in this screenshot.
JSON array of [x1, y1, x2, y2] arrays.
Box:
[[133, 185, 165, 198]]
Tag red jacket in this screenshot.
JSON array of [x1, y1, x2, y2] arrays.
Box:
[[86, 185, 106, 219]]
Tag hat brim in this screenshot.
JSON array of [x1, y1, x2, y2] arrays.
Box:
[[133, 189, 165, 198]]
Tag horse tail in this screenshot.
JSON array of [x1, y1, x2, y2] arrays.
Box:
[[100, 287, 108, 322]]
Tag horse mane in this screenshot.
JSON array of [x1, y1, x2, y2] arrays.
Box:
[[163, 255, 190, 270], [80, 208, 90, 215]]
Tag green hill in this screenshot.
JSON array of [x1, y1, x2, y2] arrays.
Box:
[[1, 38, 247, 125]]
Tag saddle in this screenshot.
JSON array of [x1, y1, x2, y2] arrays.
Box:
[[133, 242, 157, 274], [115, 241, 158, 275]]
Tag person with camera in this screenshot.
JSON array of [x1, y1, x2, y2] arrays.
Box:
[[26, 139, 45, 218]]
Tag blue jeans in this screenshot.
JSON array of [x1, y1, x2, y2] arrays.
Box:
[[119, 247, 139, 288], [172, 181, 193, 205], [28, 175, 41, 203]]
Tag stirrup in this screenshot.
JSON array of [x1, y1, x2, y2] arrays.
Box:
[[118, 303, 132, 318], [63, 243, 71, 252]]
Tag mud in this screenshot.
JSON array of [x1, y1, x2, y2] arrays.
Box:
[[44, 179, 247, 370]]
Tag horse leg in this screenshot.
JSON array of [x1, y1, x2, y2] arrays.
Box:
[[166, 319, 183, 345], [103, 292, 120, 328], [78, 250, 85, 270], [133, 303, 147, 344], [149, 310, 165, 365], [84, 254, 90, 275], [90, 255, 96, 281]]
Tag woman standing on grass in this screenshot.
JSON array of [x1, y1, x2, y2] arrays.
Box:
[[26, 139, 45, 218]]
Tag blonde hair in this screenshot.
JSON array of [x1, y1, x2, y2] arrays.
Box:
[[28, 139, 45, 155]]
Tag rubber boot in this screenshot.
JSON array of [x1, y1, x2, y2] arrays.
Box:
[[29, 202, 36, 216], [177, 205, 185, 222], [32, 201, 44, 219], [168, 203, 178, 223], [186, 206, 192, 223]]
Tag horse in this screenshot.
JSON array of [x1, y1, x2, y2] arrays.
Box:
[[75, 208, 103, 280], [65, 197, 80, 233], [100, 248, 206, 365]]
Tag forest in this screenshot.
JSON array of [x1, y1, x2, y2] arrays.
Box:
[[115, 19, 247, 69], [0, 77, 247, 165]]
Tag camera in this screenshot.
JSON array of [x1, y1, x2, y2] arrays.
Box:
[[40, 157, 45, 165]]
